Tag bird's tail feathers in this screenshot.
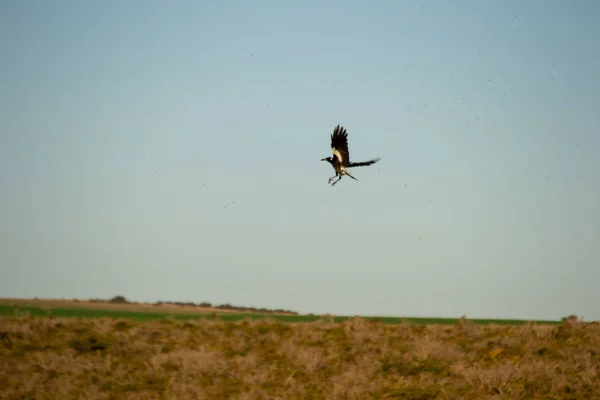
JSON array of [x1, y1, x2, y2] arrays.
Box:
[[348, 157, 381, 168]]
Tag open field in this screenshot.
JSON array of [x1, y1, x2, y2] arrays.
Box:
[[1, 314, 598, 399], [0, 298, 297, 316], [0, 298, 562, 325]]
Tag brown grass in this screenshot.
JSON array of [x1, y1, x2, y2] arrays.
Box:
[[0, 298, 288, 316], [1, 316, 598, 399]]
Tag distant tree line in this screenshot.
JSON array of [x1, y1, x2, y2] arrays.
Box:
[[88, 295, 298, 315]]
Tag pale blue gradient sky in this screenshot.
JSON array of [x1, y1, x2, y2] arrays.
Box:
[[1, 1, 599, 320]]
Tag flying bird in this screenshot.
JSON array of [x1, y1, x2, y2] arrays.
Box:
[[321, 125, 381, 186]]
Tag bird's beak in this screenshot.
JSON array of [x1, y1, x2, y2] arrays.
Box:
[[320, 158, 326, 161]]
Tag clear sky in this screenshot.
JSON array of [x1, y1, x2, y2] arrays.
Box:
[[1, 0, 599, 321]]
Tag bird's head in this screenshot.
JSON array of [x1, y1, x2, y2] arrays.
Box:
[[321, 157, 332, 163]]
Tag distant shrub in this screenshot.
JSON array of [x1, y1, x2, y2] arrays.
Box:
[[561, 314, 583, 326], [89, 296, 297, 315], [109, 296, 129, 304]]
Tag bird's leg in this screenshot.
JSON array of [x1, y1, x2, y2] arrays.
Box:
[[343, 170, 357, 181], [331, 176, 342, 186], [328, 173, 339, 184]]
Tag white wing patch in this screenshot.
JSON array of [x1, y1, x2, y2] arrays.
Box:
[[332, 147, 343, 164]]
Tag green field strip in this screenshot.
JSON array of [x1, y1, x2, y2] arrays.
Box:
[[0, 305, 561, 325]]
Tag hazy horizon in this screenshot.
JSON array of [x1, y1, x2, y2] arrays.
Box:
[[1, 1, 599, 321]]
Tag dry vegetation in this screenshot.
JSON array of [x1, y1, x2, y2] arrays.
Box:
[[1, 316, 599, 399], [1, 297, 298, 316]]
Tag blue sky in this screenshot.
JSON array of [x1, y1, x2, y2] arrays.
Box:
[[1, 0, 599, 321]]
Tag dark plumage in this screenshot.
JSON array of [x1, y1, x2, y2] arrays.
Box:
[[321, 125, 381, 186]]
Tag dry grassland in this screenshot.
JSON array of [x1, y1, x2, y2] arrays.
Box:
[[0, 298, 262, 316], [1, 316, 598, 399]]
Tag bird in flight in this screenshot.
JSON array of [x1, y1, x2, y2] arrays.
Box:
[[321, 125, 381, 186]]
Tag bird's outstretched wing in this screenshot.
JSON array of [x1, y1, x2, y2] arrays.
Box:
[[331, 125, 350, 167], [348, 157, 381, 167]]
